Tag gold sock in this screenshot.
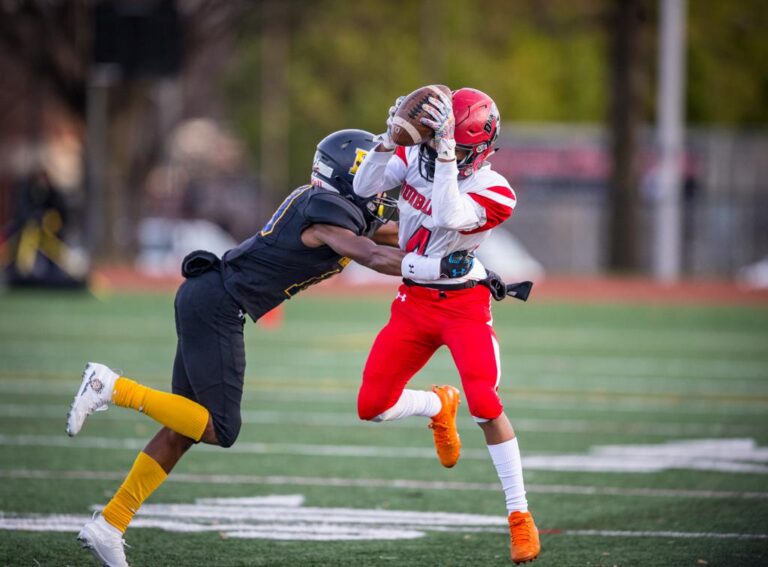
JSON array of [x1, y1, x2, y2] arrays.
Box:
[[102, 451, 167, 533], [112, 377, 209, 441]]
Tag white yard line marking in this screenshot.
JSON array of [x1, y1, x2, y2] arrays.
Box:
[[251, 353, 768, 380], [2, 378, 767, 414], [555, 529, 768, 540], [2, 435, 768, 473], [2, 468, 767, 500], [0, 432, 494, 458], [0, 494, 766, 541], [0, 403, 761, 437], [3, 347, 768, 381], [245, 389, 768, 415]]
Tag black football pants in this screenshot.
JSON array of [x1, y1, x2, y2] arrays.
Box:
[[172, 268, 246, 447]]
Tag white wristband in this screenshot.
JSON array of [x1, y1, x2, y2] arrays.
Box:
[[401, 252, 440, 280]]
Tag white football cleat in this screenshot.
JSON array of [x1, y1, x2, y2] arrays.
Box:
[[66, 362, 119, 437], [78, 514, 129, 567]]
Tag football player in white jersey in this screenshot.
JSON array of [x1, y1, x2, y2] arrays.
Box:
[[353, 87, 540, 564]]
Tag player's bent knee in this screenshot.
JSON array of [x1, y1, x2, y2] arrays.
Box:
[[357, 401, 384, 421], [357, 395, 392, 422], [358, 371, 408, 421], [213, 415, 242, 448], [466, 396, 503, 423]]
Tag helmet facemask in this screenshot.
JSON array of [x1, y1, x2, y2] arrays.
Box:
[[455, 128, 498, 178], [366, 191, 398, 224], [416, 134, 497, 182], [417, 144, 438, 182]]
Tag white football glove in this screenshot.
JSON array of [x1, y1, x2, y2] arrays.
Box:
[[420, 91, 456, 161], [377, 95, 405, 151]]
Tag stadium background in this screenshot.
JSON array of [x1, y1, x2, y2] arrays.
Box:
[[0, 1, 766, 566]]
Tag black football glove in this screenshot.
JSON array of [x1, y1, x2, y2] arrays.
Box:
[[482, 270, 508, 300], [439, 250, 475, 279], [481, 270, 534, 302]]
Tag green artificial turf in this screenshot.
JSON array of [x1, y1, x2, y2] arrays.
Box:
[[0, 289, 766, 566]]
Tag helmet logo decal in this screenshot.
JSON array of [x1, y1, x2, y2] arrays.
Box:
[[312, 157, 334, 180], [348, 148, 369, 175], [483, 116, 494, 134], [483, 103, 499, 135]]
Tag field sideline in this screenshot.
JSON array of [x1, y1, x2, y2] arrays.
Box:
[[0, 286, 767, 566]]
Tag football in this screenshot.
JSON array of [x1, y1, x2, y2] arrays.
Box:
[[390, 84, 452, 146]]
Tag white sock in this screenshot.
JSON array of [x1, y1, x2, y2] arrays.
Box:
[[488, 437, 528, 513], [372, 389, 442, 422]]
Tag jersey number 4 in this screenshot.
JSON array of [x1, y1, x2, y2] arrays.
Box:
[[405, 226, 432, 255]]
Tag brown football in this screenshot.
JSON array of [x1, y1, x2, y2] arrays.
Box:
[[390, 84, 452, 146]]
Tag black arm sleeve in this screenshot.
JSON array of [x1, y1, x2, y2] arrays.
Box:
[[303, 192, 367, 235]]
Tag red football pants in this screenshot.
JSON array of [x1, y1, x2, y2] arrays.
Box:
[[358, 283, 504, 421]]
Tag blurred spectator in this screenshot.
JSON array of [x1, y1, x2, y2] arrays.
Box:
[[142, 118, 267, 242], [2, 168, 88, 288]]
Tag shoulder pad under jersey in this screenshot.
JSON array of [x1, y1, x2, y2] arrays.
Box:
[[473, 165, 511, 188], [304, 190, 367, 235]]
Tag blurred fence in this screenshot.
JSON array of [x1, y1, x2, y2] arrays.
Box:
[[2, 122, 766, 281], [498, 125, 768, 277]]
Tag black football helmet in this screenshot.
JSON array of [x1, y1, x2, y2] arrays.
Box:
[[311, 129, 397, 227]]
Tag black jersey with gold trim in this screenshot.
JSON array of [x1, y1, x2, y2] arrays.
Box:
[[221, 185, 369, 321]]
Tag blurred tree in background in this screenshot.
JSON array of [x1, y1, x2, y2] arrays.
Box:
[[2, 0, 766, 268], [685, 0, 768, 125], [225, 0, 768, 194], [225, 0, 608, 191]]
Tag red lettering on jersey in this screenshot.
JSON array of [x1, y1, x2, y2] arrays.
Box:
[[460, 186, 516, 235], [400, 183, 432, 216]]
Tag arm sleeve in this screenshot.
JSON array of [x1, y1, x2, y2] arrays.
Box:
[[353, 146, 407, 198], [430, 160, 485, 231]]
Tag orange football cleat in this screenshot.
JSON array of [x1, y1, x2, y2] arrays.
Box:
[[428, 385, 461, 468], [508, 510, 541, 564]]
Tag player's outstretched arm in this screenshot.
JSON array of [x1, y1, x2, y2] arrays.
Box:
[[302, 224, 474, 279], [302, 223, 404, 276], [371, 222, 399, 248]]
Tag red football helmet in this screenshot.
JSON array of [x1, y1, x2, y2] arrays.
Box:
[[417, 87, 500, 181], [453, 87, 500, 177]]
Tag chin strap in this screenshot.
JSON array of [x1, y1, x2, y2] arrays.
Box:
[[480, 270, 533, 302]]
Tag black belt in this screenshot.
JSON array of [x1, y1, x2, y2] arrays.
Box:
[[402, 278, 478, 291], [403, 272, 534, 302]]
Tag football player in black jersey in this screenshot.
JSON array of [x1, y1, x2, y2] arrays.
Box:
[[64, 129, 475, 566]]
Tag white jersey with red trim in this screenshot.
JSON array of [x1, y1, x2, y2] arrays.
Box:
[[353, 145, 517, 284]]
